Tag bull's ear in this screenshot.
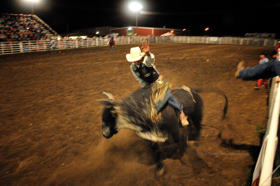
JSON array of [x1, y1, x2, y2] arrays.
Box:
[[111, 110, 118, 117], [98, 99, 113, 105]]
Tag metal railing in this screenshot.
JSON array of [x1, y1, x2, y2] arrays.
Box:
[[252, 77, 280, 186], [0, 36, 278, 55], [252, 53, 280, 186]]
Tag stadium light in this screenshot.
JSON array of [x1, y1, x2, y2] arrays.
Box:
[[23, 0, 40, 14], [129, 2, 143, 35], [129, 2, 143, 12], [205, 27, 209, 36]]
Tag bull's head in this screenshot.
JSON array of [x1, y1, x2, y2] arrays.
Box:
[[99, 92, 119, 139]]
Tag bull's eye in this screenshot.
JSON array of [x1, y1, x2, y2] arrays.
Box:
[[111, 111, 117, 118]]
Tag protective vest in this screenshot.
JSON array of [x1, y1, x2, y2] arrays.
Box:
[[132, 63, 159, 84]]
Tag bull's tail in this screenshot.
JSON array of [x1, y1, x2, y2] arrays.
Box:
[[191, 87, 228, 120]]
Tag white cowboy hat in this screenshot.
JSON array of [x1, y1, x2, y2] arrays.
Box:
[[126, 47, 146, 62]]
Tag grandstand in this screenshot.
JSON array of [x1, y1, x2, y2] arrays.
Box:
[[0, 13, 58, 42]]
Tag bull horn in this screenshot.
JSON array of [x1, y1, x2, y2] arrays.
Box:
[[103, 92, 115, 100]]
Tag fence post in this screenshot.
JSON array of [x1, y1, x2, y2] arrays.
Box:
[[259, 83, 280, 185], [37, 40, 39, 51], [19, 42, 24, 53], [264, 39, 267, 46], [1, 43, 3, 54], [10, 42, 13, 53]]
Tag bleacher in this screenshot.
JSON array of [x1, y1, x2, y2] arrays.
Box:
[[0, 13, 57, 42]]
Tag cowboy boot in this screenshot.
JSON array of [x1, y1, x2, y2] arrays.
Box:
[[235, 61, 245, 78], [180, 111, 189, 126]]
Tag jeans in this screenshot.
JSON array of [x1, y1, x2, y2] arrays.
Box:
[[239, 60, 280, 81], [168, 92, 182, 112]]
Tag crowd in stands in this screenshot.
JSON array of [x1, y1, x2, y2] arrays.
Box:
[[0, 13, 55, 42]]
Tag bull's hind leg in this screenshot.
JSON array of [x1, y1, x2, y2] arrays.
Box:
[[149, 141, 164, 176], [169, 121, 186, 157]]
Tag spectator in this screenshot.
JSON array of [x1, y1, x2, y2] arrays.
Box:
[[18, 32, 23, 41], [49, 40, 58, 54], [271, 51, 278, 59], [235, 57, 280, 83], [23, 34, 28, 41], [108, 35, 115, 50], [254, 52, 269, 90], [13, 33, 19, 41], [275, 41, 280, 60], [275, 41, 280, 53], [26, 17, 31, 22], [0, 31, 6, 42]]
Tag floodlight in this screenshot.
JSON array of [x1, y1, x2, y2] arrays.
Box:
[[23, 0, 41, 14], [129, 2, 143, 12], [23, 0, 40, 2], [128, 2, 143, 35]]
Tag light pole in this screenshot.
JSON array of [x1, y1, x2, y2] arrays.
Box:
[[23, 0, 40, 14], [129, 2, 143, 35]]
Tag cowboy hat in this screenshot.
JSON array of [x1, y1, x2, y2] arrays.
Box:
[[126, 47, 145, 62]]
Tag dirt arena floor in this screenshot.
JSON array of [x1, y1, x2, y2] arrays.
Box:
[[0, 43, 275, 185]]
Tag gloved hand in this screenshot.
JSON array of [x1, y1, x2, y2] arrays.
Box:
[[141, 40, 150, 54]]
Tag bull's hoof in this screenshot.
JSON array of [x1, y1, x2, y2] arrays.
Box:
[[156, 164, 164, 177], [156, 167, 164, 177], [188, 141, 199, 147], [180, 157, 187, 165]]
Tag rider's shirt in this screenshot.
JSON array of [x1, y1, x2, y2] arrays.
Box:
[[130, 53, 160, 87]]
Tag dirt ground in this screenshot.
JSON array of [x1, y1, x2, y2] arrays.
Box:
[[0, 43, 275, 185]]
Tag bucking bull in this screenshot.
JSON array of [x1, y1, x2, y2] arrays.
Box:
[[99, 85, 227, 175]]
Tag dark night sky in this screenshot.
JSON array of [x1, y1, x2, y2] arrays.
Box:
[[1, 0, 280, 37]]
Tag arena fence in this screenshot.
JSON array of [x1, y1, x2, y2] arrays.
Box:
[[252, 52, 280, 186], [0, 36, 278, 55]]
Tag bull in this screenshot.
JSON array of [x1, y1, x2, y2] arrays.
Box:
[[99, 86, 227, 175]]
